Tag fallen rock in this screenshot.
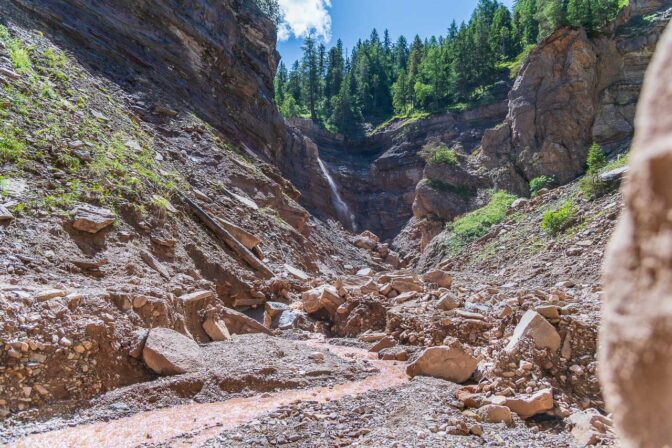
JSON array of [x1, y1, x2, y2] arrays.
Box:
[[369, 336, 397, 353], [423, 270, 453, 288], [437, 292, 461, 311], [179, 290, 214, 303], [220, 307, 273, 336], [505, 310, 561, 353], [203, 317, 231, 341], [0, 205, 14, 221], [302, 285, 342, 315], [378, 346, 409, 361], [142, 328, 204, 375], [567, 409, 613, 446], [491, 388, 554, 419], [354, 231, 379, 250], [217, 217, 260, 250], [390, 278, 424, 293], [35, 289, 67, 302], [406, 344, 477, 383], [476, 404, 513, 425], [284, 264, 310, 281], [71, 204, 115, 233]]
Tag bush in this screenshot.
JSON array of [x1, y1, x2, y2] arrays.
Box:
[[586, 143, 607, 174], [579, 175, 609, 200], [421, 143, 459, 166], [542, 201, 577, 235], [529, 176, 552, 196]]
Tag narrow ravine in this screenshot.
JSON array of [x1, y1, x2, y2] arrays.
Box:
[[12, 342, 408, 448]]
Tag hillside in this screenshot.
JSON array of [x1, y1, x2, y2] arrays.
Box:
[[1, 0, 672, 447]]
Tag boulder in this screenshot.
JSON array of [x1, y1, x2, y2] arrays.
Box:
[[301, 285, 343, 315], [142, 328, 204, 375], [369, 336, 397, 353], [476, 404, 513, 425], [437, 292, 461, 311], [71, 204, 115, 233], [354, 231, 379, 250], [567, 409, 613, 446], [505, 310, 561, 353], [219, 308, 273, 336], [390, 278, 424, 293], [491, 388, 554, 419], [406, 344, 477, 383], [0, 205, 14, 222], [284, 264, 310, 281], [202, 317, 231, 342], [423, 270, 453, 288]]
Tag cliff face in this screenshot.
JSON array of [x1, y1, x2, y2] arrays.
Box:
[[479, 5, 670, 196], [284, 102, 508, 241], [2, 0, 286, 158]]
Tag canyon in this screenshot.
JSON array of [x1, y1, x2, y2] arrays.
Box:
[[1, 0, 672, 447]]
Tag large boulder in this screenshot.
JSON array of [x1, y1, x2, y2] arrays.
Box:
[[505, 310, 561, 353], [600, 23, 672, 448], [490, 388, 554, 419], [406, 344, 477, 383], [71, 204, 115, 233], [142, 328, 204, 376]]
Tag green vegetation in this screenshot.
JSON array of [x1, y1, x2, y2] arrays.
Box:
[[424, 179, 473, 200], [580, 143, 610, 200], [7, 40, 32, 73], [542, 200, 577, 234], [529, 175, 552, 196], [442, 191, 517, 255], [274, 0, 624, 133], [603, 153, 629, 172], [421, 143, 458, 166], [0, 132, 26, 163]]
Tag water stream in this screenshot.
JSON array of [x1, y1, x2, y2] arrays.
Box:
[[317, 158, 356, 231], [12, 341, 408, 448]]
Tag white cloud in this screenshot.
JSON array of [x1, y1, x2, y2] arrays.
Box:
[[277, 0, 332, 42]]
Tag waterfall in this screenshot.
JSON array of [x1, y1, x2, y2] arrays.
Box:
[[317, 157, 356, 231]]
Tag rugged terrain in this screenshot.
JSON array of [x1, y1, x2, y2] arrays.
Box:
[[1, 0, 671, 447]]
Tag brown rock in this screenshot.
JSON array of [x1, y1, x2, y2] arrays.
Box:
[[369, 336, 397, 353], [491, 388, 554, 419], [567, 409, 613, 446], [220, 308, 273, 336], [505, 310, 561, 353], [202, 317, 231, 342], [423, 270, 453, 288], [437, 292, 461, 311], [600, 23, 672, 448], [142, 328, 204, 375], [476, 404, 513, 425], [406, 344, 477, 383], [71, 204, 115, 233], [0, 205, 14, 221]]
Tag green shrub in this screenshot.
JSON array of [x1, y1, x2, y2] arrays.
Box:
[[7, 40, 32, 73], [542, 201, 577, 235], [529, 176, 552, 196], [0, 134, 25, 162], [586, 143, 607, 174], [421, 143, 459, 166], [579, 175, 609, 200]]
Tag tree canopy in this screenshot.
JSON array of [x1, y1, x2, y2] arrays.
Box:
[[274, 0, 624, 133]]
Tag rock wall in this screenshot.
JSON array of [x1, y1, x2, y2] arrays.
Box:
[[285, 102, 508, 240], [600, 21, 672, 447], [480, 6, 669, 196], [1, 0, 286, 159]]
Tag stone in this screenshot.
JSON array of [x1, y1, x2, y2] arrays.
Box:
[[600, 166, 629, 184], [476, 405, 513, 425], [354, 231, 379, 250], [378, 346, 409, 361], [536, 305, 561, 320], [284, 264, 310, 281], [393, 291, 417, 305], [390, 278, 424, 293], [179, 290, 214, 303], [510, 198, 529, 209], [202, 317, 231, 342], [369, 336, 397, 353], [423, 270, 453, 288], [276, 310, 309, 330], [35, 289, 67, 302], [567, 409, 613, 446], [406, 344, 477, 383], [359, 332, 387, 343], [301, 285, 342, 315], [219, 307, 273, 336], [356, 267, 373, 277], [71, 204, 115, 233], [142, 328, 204, 375], [491, 388, 554, 419], [600, 24, 672, 448], [0, 205, 14, 221], [217, 217, 260, 249], [505, 310, 561, 353], [437, 292, 461, 311]]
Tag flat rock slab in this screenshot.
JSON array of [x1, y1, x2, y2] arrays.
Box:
[[505, 310, 561, 353], [71, 204, 115, 233], [0, 205, 14, 221], [143, 328, 204, 376]]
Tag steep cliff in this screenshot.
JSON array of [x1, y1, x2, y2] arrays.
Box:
[[480, 4, 670, 196], [2, 0, 287, 159]]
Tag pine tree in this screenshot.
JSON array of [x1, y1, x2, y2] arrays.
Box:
[[274, 62, 288, 105], [301, 35, 320, 120]]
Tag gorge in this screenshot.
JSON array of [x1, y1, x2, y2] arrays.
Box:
[[1, 0, 672, 446]]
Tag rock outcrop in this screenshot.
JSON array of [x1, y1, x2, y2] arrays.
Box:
[[600, 21, 672, 448], [2, 0, 286, 158], [480, 8, 669, 196]]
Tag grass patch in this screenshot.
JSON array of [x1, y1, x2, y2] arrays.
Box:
[[602, 153, 629, 173], [541, 200, 577, 235], [500, 44, 536, 79], [7, 39, 33, 74], [442, 191, 517, 255], [0, 131, 26, 163], [424, 178, 473, 200]]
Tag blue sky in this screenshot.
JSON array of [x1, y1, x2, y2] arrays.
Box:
[[277, 0, 516, 66]]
